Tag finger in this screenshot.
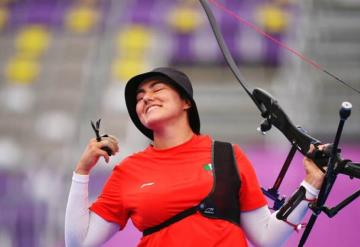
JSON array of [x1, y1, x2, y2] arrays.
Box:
[[317, 143, 331, 151], [104, 137, 119, 152], [97, 149, 110, 163], [306, 144, 316, 159], [101, 134, 118, 142], [100, 140, 118, 155], [110, 143, 119, 154], [111, 141, 120, 153], [89, 137, 99, 144], [106, 135, 119, 143], [99, 145, 116, 157], [309, 144, 315, 152], [318, 145, 325, 151]]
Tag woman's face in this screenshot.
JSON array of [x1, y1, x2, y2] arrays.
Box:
[[135, 79, 191, 131]]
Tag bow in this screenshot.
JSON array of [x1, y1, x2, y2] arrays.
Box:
[[199, 0, 360, 246]]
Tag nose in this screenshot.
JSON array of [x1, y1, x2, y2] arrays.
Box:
[[142, 91, 154, 104]]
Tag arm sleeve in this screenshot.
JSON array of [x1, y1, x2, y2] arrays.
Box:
[[240, 181, 319, 247], [65, 172, 119, 247], [89, 165, 129, 228]]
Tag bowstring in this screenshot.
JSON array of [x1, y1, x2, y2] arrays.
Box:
[[209, 0, 360, 95]]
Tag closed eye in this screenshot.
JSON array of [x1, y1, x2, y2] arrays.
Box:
[[153, 88, 164, 93], [135, 81, 168, 102], [136, 93, 144, 102], [152, 84, 166, 92]]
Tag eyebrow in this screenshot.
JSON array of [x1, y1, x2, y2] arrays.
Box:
[[136, 80, 165, 95]]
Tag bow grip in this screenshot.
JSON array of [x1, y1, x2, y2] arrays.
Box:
[[306, 144, 336, 172]]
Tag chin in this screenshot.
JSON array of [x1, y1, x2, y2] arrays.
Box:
[[141, 115, 173, 131], [141, 117, 163, 130]]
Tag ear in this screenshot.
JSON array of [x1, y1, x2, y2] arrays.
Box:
[[183, 99, 192, 110]]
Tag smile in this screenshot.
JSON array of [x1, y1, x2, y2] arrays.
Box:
[[145, 105, 161, 114]]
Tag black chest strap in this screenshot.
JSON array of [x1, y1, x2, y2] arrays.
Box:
[[198, 141, 241, 224], [143, 141, 241, 237]]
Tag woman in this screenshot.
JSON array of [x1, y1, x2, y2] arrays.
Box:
[[65, 67, 325, 247]]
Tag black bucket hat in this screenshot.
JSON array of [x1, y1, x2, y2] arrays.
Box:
[[125, 67, 200, 140]]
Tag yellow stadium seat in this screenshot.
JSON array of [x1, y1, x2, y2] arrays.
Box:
[[256, 4, 289, 33], [115, 25, 152, 57], [5, 56, 40, 84], [111, 58, 146, 82], [15, 25, 51, 58], [167, 6, 202, 33], [64, 5, 98, 33]]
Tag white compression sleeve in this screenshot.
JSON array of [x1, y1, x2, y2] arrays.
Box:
[[65, 172, 119, 247], [240, 181, 318, 247]]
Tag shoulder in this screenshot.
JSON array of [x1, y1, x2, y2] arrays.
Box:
[[212, 140, 248, 160], [217, 142, 253, 172], [231, 143, 248, 160]]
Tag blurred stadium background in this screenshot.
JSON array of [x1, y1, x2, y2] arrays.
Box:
[[0, 0, 359, 246]]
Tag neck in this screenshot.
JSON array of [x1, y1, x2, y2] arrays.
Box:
[[152, 124, 195, 149]]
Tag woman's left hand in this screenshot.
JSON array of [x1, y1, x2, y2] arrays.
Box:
[[303, 144, 328, 190]]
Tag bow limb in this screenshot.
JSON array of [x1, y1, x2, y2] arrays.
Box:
[[202, 0, 360, 95], [199, 0, 323, 153], [198, 0, 265, 115]]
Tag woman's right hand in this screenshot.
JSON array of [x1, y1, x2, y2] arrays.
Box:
[[75, 135, 119, 175]]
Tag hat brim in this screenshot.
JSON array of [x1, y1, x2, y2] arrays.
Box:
[[125, 71, 200, 140]]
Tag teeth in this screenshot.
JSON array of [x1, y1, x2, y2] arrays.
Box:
[[147, 105, 159, 113]]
